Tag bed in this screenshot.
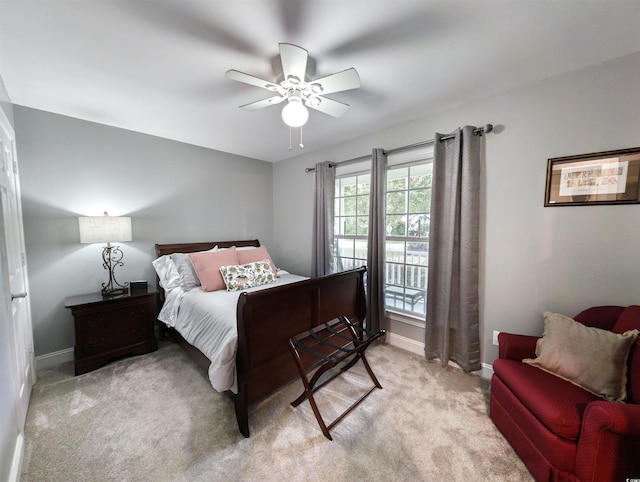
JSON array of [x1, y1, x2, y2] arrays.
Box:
[[153, 239, 367, 437]]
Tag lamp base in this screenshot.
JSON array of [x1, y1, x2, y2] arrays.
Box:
[[101, 245, 129, 296], [102, 286, 129, 297]]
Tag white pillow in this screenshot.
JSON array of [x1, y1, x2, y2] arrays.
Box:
[[170, 253, 201, 290], [236, 245, 258, 251], [161, 246, 218, 291], [152, 255, 181, 291]]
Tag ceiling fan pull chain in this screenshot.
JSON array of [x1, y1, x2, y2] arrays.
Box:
[[288, 126, 292, 152], [299, 126, 304, 149]]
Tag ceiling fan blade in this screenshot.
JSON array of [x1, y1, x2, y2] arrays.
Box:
[[305, 96, 350, 118], [239, 96, 286, 111], [226, 70, 283, 93], [309, 68, 361, 95], [279, 43, 308, 83]]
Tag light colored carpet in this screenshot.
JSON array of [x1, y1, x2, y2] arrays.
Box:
[[21, 341, 533, 481]]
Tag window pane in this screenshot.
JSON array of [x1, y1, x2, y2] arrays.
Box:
[[337, 238, 354, 258], [404, 265, 428, 290], [385, 287, 405, 311], [357, 174, 371, 194], [341, 176, 357, 196], [357, 194, 369, 216], [356, 216, 368, 236], [406, 241, 428, 266], [385, 262, 405, 285], [343, 217, 357, 235], [355, 239, 368, 261], [409, 164, 432, 189], [343, 196, 357, 216], [386, 215, 406, 236], [386, 191, 406, 214], [409, 189, 430, 213], [385, 241, 405, 263], [387, 167, 408, 191], [408, 214, 429, 238], [338, 257, 354, 270]]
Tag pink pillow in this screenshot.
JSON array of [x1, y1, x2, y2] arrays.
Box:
[[237, 246, 279, 277], [188, 247, 240, 291]]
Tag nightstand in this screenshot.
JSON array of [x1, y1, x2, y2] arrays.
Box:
[[65, 288, 158, 375]]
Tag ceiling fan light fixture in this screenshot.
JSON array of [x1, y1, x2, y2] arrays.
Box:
[[281, 99, 308, 127], [227, 43, 361, 148]]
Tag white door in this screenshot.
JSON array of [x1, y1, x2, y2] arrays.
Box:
[[0, 107, 35, 433]]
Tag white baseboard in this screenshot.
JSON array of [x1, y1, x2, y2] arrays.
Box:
[[388, 332, 494, 380], [481, 363, 494, 380], [36, 347, 74, 371], [8, 432, 24, 482], [387, 331, 425, 356]]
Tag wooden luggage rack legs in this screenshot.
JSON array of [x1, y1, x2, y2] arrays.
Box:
[[288, 315, 385, 440]]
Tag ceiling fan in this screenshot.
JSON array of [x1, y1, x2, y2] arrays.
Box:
[[226, 43, 361, 129]]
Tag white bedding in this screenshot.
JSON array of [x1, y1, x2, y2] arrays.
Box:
[[158, 272, 307, 393]]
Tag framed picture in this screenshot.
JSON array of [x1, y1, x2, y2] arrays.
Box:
[[544, 147, 640, 206]]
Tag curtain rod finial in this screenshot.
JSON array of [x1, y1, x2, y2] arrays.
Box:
[[484, 124, 493, 134]]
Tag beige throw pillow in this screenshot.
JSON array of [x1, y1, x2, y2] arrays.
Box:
[[524, 312, 639, 401]]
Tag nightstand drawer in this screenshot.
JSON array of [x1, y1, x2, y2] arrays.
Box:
[[78, 304, 153, 355]]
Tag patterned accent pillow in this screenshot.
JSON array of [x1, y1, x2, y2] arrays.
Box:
[[219, 260, 277, 292]]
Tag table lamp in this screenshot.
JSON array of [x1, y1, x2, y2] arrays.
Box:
[[78, 211, 132, 296]]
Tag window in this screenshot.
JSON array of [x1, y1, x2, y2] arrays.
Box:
[[384, 162, 432, 316], [332, 145, 433, 318], [334, 173, 369, 271]]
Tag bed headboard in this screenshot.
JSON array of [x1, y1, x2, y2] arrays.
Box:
[[154, 239, 260, 258], [153, 239, 261, 301]]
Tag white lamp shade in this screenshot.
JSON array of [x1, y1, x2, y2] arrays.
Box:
[[78, 215, 132, 244], [281, 101, 309, 127]]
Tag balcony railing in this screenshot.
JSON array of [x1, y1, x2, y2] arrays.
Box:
[[334, 247, 428, 316]]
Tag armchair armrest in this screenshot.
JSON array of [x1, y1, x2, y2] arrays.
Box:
[[497, 332, 538, 361], [576, 401, 640, 482]]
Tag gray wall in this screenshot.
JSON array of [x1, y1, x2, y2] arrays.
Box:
[[273, 52, 640, 368], [14, 107, 274, 356]]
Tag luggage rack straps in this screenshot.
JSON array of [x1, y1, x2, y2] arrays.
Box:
[[287, 314, 385, 440]]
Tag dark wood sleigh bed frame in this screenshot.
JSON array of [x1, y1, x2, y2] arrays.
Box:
[[154, 239, 367, 437]]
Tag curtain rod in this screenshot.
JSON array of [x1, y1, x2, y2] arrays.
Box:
[[305, 123, 493, 173]]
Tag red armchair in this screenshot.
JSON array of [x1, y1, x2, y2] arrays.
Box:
[[490, 305, 640, 481]]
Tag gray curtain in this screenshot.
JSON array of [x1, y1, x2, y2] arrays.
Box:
[[424, 126, 482, 372], [311, 161, 335, 277], [366, 149, 387, 332]]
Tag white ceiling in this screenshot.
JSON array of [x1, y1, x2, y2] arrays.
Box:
[[1, 1, 639, 162]]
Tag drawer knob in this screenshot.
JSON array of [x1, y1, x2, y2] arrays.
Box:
[[88, 318, 104, 327]]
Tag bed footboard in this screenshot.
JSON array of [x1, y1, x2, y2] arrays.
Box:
[[234, 266, 367, 437]]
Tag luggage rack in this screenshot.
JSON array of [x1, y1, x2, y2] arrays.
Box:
[[288, 315, 385, 440]]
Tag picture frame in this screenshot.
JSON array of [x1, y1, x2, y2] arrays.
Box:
[[544, 147, 640, 206]]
